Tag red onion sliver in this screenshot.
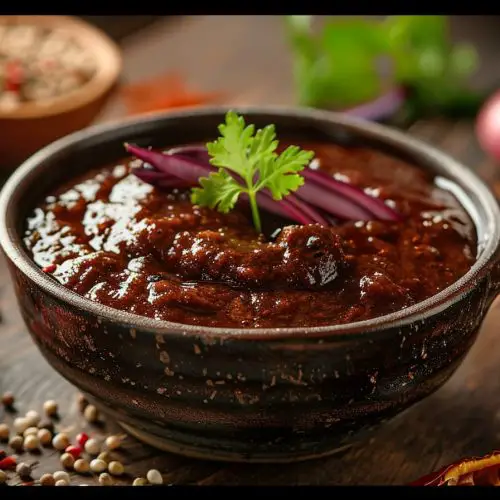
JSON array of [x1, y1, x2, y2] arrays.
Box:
[[167, 145, 211, 163], [301, 168, 402, 221], [125, 143, 215, 182], [275, 190, 328, 225], [252, 193, 315, 225], [132, 168, 169, 183], [343, 87, 406, 121], [295, 178, 373, 221]]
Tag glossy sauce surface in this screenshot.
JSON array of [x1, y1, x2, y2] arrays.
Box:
[[24, 142, 477, 328]]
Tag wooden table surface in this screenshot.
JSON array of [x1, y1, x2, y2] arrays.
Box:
[[2, 15, 500, 486]]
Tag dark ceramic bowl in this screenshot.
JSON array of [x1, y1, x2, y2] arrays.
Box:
[[0, 107, 499, 463]]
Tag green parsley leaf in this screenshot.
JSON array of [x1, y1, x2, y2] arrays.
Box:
[[191, 111, 314, 233], [191, 170, 242, 213], [255, 145, 309, 199]]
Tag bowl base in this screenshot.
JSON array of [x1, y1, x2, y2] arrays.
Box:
[[117, 420, 352, 463]]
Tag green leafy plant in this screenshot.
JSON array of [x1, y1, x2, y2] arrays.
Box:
[[191, 111, 314, 233], [285, 15, 483, 119]]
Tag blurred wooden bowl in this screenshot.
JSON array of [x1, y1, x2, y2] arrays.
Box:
[[0, 15, 122, 170]]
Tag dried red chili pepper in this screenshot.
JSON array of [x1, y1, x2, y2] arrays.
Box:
[[411, 452, 500, 486]]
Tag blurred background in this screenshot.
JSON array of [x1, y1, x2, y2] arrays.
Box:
[[2, 15, 500, 177]]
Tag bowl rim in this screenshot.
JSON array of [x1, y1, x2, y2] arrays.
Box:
[[0, 105, 499, 340], [0, 15, 122, 120]]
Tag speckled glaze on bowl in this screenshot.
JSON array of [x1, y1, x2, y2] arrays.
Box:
[[0, 107, 499, 463]]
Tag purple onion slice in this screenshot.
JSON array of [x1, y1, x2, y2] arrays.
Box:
[[343, 87, 406, 121]]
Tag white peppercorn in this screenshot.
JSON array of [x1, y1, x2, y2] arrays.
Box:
[[25, 410, 41, 426], [90, 458, 107, 473], [24, 434, 40, 451], [53, 470, 70, 483], [146, 469, 163, 485], [37, 428, 52, 446], [60, 452, 75, 469], [98, 472, 113, 485], [52, 432, 69, 451], [84, 437, 101, 455], [43, 400, 58, 417], [83, 404, 99, 423], [108, 460, 124, 476], [0, 423, 9, 441]]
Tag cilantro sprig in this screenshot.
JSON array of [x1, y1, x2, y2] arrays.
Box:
[[191, 111, 314, 233]]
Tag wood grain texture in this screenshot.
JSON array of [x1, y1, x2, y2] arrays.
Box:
[[1, 15, 500, 486]]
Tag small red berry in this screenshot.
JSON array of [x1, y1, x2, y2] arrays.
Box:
[[76, 432, 89, 447], [65, 445, 82, 459]]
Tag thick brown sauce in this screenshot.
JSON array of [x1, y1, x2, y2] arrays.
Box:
[[23, 142, 477, 328]]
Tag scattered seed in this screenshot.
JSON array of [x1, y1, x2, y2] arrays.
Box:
[[1, 392, 14, 407], [108, 461, 124, 476], [25, 410, 41, 426], [9, 435, 23, 451], [83, 404, 99, 423], [74, 458, 90, 474], [77, 393, 88, 412], [0, 469, 6, 484], [53, 470, 70, 483], [38, 420, 55, 432], [97, 451, 111, 463], [40, 473, 55, 486], [84, 438, 101, 456], [65, 445, 82, 459], [146, 469, 163, 485], [133, 477, 148, 486], [0, 423, 9, 441], [60, 452, 74, 469], [52, 433, 70, 451], [23, 427, 39, 437], [37, 428, 52, 446], [43, 400, 58, 417], [24, 435, 40, 451], [98, 472, 113, 485], [90, 458, 107, 473], [55, 479, 69, 486], [105, 434, 123, 451], [16, 462, 32, 479], [13, 417, 30, 434], [76, 432, 89, 447]]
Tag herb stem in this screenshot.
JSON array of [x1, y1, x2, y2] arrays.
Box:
[[248, 191, 262, 234]]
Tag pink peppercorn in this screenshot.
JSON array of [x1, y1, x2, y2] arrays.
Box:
[[65, 445, 82, 459], [76, 432, 89, 447]]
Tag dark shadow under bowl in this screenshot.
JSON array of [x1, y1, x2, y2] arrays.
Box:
[[0, 106, 499, 463]]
